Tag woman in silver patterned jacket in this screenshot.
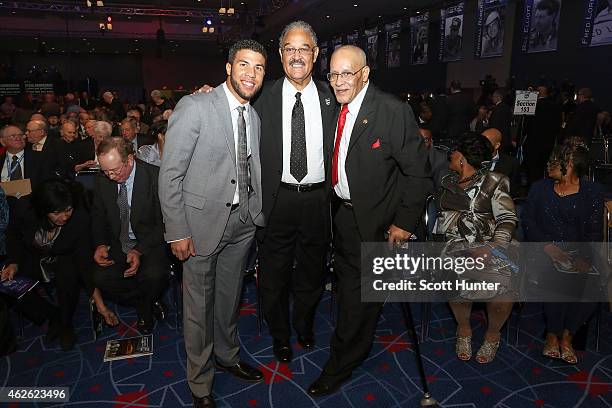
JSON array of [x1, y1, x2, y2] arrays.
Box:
[[434, 132, 518, 364]]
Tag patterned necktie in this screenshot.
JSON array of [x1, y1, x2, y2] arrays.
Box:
[[332, 104, 349, 187], [290, 92, 307, 182], [117, 182, 134, 253], [10, 155, 22, 180], [236, 106, 249, 223]]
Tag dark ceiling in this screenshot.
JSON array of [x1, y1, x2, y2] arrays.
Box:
[[0, 0, 443, 55]]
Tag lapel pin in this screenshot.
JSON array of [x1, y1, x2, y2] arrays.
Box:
[[325, 98, 331, 106], [362, 119, 368, 124]]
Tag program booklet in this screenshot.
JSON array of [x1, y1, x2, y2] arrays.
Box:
[[0, 276, 39, 299], [103, 335, 153, 362]]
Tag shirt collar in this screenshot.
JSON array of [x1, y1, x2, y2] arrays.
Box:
[[222, 82, 250, 114], [347, 81, 369, 116], [38, 136, 47, 146], [7, 150, 24, 160], [492, 152, 500, 161], [125, 159, 137, 187], [282, 77, 316, 99]]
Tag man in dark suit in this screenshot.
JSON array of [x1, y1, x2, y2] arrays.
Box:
[[482, 128, 523, 198], [253, 21, 336, 363], [563, 87, 600, 146], [56, 121, 93, 177], [307, 45, 429, 396], [0, 124, 49, 189], [91, 137, 167, 335], [446, 80, 474, 142], [120, 117, 154, 151], [524, 85, 562, 183], [100, 91, 126, 122], [488, 89, 514, 153]]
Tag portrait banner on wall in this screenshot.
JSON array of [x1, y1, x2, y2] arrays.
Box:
[[385, 20, 402, 68], [581, 0, 612, 47], [319, 45, 328, 76], [333, 36, 343, 50], [410, 12, 430, 65], [365, 27, 379, 70], [439, 2, 465, 62], [475, 0, 508, 58], [347, 30, 359, 45], [521, 0, 562, 53]]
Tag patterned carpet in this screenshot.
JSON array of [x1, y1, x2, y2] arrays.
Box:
[[1, 280, 611, 408]]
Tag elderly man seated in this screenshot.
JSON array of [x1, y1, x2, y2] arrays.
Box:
[[91, 136, 168, 334]]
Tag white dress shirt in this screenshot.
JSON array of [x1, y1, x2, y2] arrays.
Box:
[[32, 136, 47, 152], [117, 161, 137, 240], [334, 81, 370, 200], [281, 78, 325, 184], [222, 82, 252, 205], [1, 150, 25, 182], [490, 151, 500, 171]]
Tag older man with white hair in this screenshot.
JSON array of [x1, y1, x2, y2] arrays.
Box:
[[100, 91, 125, 122]]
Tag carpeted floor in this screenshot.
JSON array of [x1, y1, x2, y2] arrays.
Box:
[[1, 280, 611, 408]]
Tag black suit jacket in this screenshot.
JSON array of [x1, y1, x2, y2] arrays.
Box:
[[337, 84, 430, 241], [6, 198, 92, 282], [563, 100, 599, 145], [525, 97, 562, 152], [446, 91, 474, 141], [494, 153, 522, 198], [0, 149, 49, 189], [253, 78, 337, 233], [91, 159, 165, 258], [489, 101, 514, 150]]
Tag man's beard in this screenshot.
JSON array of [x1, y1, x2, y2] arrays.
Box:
[[230, 75, 257, 101]]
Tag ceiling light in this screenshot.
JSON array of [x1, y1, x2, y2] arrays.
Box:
[[206, 18, 213, 25], [227, 7, 234, 14], [219, 7, 226, 14], [209, 27, 215, 33], [353, 3, 358, 7], [96, 1, 104, 6], [185, 18, 190, 22], [326, 15, 330, 18], [202, 27, 208, 33]]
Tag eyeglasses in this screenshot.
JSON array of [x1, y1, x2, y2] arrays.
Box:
[[281, 46, 315, 56], [326, 66, 366, 82], [3, 132, 25, 140], [102, 161, 126, 177]]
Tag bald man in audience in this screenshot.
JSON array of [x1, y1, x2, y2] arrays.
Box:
[[482, 128, 522, 198]]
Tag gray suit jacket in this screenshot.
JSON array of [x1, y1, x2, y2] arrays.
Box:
[[159, 85, 264, 256]]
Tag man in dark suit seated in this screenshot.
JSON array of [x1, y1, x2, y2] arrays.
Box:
[[25, 120, 61, 177], [91, 136, 168, 334], [488, 89, 514, 153], [0, 124, 49, 190], [482, 128, 523, 198], [446, 80, 475, 142], [120, 118, 154, 151], [562, 87, 600, 146], [56, 121, 94, 177]]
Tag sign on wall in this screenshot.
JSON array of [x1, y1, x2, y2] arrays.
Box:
[[385, 20, 402, 68], [365, 27, 379, 70], [521, 0, 562, 53], [581, 0, 612, 47], [439, 2, 465, 62], [410, 12, 429, 65], [475, 0, 508, 58], [514, 90, 539, 115]]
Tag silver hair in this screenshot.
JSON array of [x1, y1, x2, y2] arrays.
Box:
[[278, 20, 318, 49], [93, 120, 113, 138], [29, 119, 48, 132]]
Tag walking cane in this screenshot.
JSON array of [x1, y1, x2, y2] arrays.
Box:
[[401, 302, 439, 407]]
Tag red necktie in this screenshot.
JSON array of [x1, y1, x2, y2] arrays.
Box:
[[332, 104, 349, 187]]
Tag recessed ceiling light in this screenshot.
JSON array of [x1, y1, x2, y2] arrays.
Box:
[[403, 7, 407, 10], [378, 15, 382, 18], [80, 14, 85, 18], [326, 15, 330, 18], [416, 11, 420, 14], [134, 39, 139, 42], [353, 4, 358, 7], [185, 18, 190, 22], [127, 16, 132, 19], [82, 38, 87, 41]]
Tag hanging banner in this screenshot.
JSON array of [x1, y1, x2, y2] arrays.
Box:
[[347, 30, 359, 45], [439, 2, 465, 62], [410, 12, 430, 65], [319, 45, 328, 76], [475, 0, 508, 58], [333, 36, 343, 50], [365, 27, 379, 70], [520, 0, 562, 53], [385, 20, 402, 68], [581, 0, 612, 47]]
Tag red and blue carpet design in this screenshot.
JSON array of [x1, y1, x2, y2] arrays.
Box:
[[1, 282, 611, 408]]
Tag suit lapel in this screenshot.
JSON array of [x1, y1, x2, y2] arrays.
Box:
[[103, 175, 120, 236], [211, 85, 237, 166], [347, 84, 376, 156], [268, 78, 284, 165], [315, 81, 336, 163]]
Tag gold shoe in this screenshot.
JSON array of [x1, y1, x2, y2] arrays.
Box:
[[476, 339, 500, 364], [456, 335, 472, 361], [542, 341, 560, 359], [560, 344, 577, 364]]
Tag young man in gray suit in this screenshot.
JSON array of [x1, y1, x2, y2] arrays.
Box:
[[158, 39, 267, 408]]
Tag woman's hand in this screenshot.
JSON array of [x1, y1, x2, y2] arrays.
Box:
[[1, 264, 18, 281], [97, 305, 119, 327], [543, 244, 571, 264]]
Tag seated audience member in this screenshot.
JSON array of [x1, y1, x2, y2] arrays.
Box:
[[470, 105, 489, 134], [136, 120, 167, 167], [3, 179, 92, 350], [46, 113, 60, 139], [127, 106, 149, 135], [78, 111, 92, 140], [0, 124, 49, 189], [562, 88, 599, 146], [434, 133, 518, 364], [100, 91, 126, 123], [120, 118, 153, 151], [92, 137, 168, 334], [419, 128, 450, 189], [488, 90, 513, 153], [57, 121, 92, 177], [26, 119, 61, 155], [417, 102, 433, 130], [144, 90, 173, 125], [482, 128, 523, 198], [523, 137, 604, 364]]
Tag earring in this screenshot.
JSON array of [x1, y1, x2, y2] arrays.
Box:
[[460, 160, 464, 165]]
